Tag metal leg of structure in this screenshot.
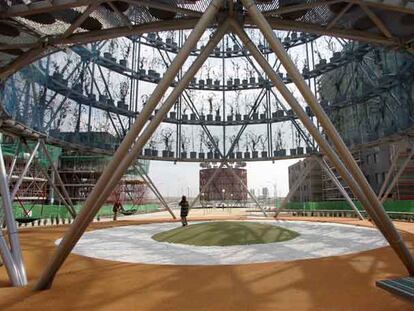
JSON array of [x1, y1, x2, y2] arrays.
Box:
[[141, 175, 171, 216], [39, 140, 77, 216], [237, 3, 414, 275], [232, 21, 413, 273], [34, 3, 225, 290], [7, 139, 21, 181], [0, 144, 27, 286], [97, 23, 226, 216], [233, 23, 376, 220], [189, 161, 226, 210], [0, 229, 21, 286], [380, 146, 414, 203], [10, 141, 40, 201], [67, 20, 227, 228], [275, 160, 315, 218], [378, 143, 401, 199], [136, 163, 176, 219], [315, 156, 364, 220], [225, 162, 268, 217]]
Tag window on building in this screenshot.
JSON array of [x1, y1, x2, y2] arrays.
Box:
[[376, 173, 382, 185], [373, 153, 378, 164]]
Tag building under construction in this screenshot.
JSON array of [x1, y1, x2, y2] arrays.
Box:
[[199, 164, 248, 202], [59, 151, 149, 205], [288, 44, 414, 204], [289, 143, 414, 204], [288, 159, 322, 202], [1, 134, 150, 219]]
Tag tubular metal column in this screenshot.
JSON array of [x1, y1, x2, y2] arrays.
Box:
[[315, 156, 364, 220], [225, 162, 268, 217], [34, 2, 226, 290], [0, 229, 21, 287], [231, 20, 410, 272], [0, 143, 27, 286], [190, 161, 226, 209], [378, 144, 401, 199], [10, 141, 40, 201], [239, 0, 414, 274], [380, 146, 414, 203], [39, 140, 77, 217], [276, 160, 315, 217], [136, 163, 176, 219]]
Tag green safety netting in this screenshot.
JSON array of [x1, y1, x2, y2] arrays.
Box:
[[283, 200, 414, 213], [2, 142, 149, 175], [1, 142, 62, 169], [12, 203, 160, 219]]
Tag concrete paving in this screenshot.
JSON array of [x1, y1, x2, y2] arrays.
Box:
[[62, 220, 388, 265]]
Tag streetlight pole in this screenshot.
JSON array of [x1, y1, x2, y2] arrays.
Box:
[[222, 188, 226, 209]]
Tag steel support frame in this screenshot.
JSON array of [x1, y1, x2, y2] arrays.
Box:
[[225, 89, 267, 156], [189, 161, 226, 210], [34, 0, 225, 290], [190, 160, 267, 217], [239, 0, 414, 275], [136, 162, 176, 219], [224, 161, 268, 217], [233, 20, 414, 274], [229, 33, 315, 150], [378, 143, 401, 199], [0, 143, 27, 286], [315, 156, 364, 220], [380, 145, 414, 204], [20, 141, 76, 218], [7, 140, 21, 181], [39, 139, 76, 214], [10, 141, 40, 202], [0, 228, 22, 287], [95, 64, 127, 136], [155, 47, 225, 159], [275, 159, 315, 217]]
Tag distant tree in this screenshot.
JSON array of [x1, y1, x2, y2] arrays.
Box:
[[160, 128, 174, 151], [247, 132, 262, 152]]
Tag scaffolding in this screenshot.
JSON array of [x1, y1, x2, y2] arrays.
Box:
[[1, 138, 61, 209], [59, 152, 149, 204]]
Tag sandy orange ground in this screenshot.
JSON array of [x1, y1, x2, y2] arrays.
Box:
[[0, 216, 414, 310]]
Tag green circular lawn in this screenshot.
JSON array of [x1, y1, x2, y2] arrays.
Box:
[[152, 221, 300, 246]]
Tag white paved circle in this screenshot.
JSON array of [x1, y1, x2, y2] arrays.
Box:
[[60, 220, 389, 265]]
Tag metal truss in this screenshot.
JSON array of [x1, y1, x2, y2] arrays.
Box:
[[1, 0, 413, 80], [0, 0, 412, 289], [135, 162, 176, 219]]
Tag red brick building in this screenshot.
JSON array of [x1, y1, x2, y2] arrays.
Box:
[[199, 168, 247, 201]]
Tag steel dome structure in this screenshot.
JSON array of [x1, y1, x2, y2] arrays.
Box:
[[0, 0, 414, 293]]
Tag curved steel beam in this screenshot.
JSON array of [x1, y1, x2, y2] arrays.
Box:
[[0, 19, 199, 81], [0, 0, 202, 18]]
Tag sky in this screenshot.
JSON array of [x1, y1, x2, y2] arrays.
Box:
[[148, 158, 301, 198]]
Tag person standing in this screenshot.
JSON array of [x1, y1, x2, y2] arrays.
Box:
[[112, 200, 123, 221], [179, 195, 189, 226]]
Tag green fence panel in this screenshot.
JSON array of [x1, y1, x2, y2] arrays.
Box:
[[13, 203, 160, 219], [283, 200, 414, 212]]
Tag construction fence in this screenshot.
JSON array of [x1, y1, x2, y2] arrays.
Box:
[[283, 200, 414, 213], [12, 203, 160, 219]]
